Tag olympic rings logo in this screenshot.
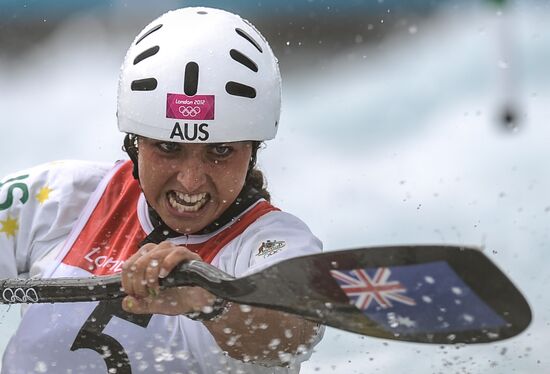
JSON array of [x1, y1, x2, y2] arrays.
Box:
[[2, 287, 39, 303], [179, 106, 201, 117]]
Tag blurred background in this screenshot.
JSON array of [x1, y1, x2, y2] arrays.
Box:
[[1, 0, 549, 372]]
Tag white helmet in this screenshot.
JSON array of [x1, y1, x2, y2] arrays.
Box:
[[117, 7, 282, 143]]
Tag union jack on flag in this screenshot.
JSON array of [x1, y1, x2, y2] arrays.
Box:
[[330, 267, 416, 311]]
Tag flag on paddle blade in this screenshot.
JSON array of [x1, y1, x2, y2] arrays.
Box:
[[330, 261, 506, 334]]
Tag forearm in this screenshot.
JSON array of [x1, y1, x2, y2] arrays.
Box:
[[203, 303, 319, 366]]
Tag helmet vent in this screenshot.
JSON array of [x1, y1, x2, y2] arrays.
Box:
[[133, 46, 160, 65], [235, 28, 263, 53], [197, 10, 208, 15], [184, 62, 199, 96], [135, 24, 163, 45], [131, 78, 158, 91], [230, 49, 258, 72], [226, 82, 256, 98]]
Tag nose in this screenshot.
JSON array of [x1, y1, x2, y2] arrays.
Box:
[[176, 157, 207, 192]]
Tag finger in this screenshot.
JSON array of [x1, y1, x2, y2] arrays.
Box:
[[158, 246, 202, 279], [144, 256, 163, 296], [122, 296, 150, 314], [131, 255, 159, 298], [121, 243, 156, 296], [130, 242, 176, 298]]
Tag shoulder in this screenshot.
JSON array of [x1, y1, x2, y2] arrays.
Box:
[[2, 160, 113, 185], [1, 160, 115, 214], [216, 205, 323, 277], [245, 208, 322, 257], [246, 208, 314, 234]]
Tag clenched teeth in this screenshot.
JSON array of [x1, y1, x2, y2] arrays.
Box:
[[168, 191, 209, 212]]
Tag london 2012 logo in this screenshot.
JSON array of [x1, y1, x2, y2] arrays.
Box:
[[2, 287, 39, 303], [166, 93, 215, 120]]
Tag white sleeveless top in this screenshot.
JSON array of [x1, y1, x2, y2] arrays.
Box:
[[0, 160, 323, 374]]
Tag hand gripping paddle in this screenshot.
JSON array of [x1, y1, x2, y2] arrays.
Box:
[[0, 245, 531, 344]]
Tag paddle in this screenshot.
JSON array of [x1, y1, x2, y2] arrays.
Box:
[[0, 245, 531, 344]]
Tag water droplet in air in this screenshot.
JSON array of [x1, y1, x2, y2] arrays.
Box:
[[34, 361, 48, 373], [451, 287, 463, 295], [268, 338, 281, 349], [239, 304, 252, 313]]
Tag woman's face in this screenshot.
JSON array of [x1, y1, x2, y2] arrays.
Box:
[[137, 137, 253, 234]]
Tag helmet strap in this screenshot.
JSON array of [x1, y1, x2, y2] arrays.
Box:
[[123, 134, 140, 180]]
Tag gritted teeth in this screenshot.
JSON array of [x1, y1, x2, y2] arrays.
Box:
[[167, 191, 209, 213]]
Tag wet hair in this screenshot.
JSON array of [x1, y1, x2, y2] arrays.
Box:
[[122, 134, 271, 202]]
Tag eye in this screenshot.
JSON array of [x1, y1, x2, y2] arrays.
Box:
[[155, 142, 180, 153], [209, 144, 233, 158]]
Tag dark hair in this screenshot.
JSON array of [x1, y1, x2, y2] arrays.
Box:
[[122, 134, 271, 202], [247, 141, 270, 202]]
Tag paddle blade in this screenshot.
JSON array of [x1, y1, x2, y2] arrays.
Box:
[[219, 245, 530, 344]]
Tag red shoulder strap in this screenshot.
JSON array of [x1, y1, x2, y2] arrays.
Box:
[[62, 161, 146, 275], [186, 200, 280, 263]]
